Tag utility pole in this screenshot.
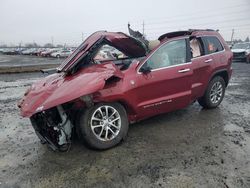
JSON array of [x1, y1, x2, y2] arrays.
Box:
[[51, 36, 54, 47], [19, 41, 22, 48], [231, 29, 234, 43], [142, 21, 145, 37], [82, 32, 84, 41]]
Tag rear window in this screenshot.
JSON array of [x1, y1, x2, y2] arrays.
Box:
[[204, 36, 224, 54]]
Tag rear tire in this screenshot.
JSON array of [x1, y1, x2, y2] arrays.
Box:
[[198, 76, 225, 109], [78, 103, 129, 150]]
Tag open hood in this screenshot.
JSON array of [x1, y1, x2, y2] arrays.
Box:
[[58, 31, 147, 73], [19, 63, 123, 117]]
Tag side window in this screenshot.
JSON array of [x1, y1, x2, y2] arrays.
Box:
[[140, 39, 187, 71], [204, 36, 224, 54], [190, 37, 205, 58]]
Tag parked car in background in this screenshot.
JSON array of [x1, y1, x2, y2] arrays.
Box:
[[19, 29, 233, 151], [2, 48, 16, 55], [51, 49, 73, 58], [14, 48, 26, 55], [40, 48, 60, 57], [30, 48, 46, 56], [0, 48, 5, 53], [22, 48, 37, 55], [231, 42, 250, 63]]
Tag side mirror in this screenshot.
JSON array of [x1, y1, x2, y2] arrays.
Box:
[[140, 65, 151, 74]]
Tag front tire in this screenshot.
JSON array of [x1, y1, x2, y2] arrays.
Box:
[[78, 103, 129, 149], [198, 76, 226, 109]]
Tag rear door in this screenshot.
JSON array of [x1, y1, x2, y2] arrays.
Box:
[[133, 38, 193, 119], [191, 36, 225, 99], [190, 36, 213, 100]]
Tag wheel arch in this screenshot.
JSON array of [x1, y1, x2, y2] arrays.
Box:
[[210, 69, 229, 87]]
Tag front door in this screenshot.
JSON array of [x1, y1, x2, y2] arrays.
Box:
[[132, 38, 193, 120]]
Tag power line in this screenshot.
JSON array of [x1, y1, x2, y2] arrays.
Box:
[[231, 29, 235, 42], [38, 3, 249, 37], [145, 17, 250, 31], [128, 2, 250, 24], [145, 8, 250, 26]]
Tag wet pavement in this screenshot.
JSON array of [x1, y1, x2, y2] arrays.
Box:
[[0, 55, 62, 73], [0, 54, 62, 67], [0, 59, 249, 188]]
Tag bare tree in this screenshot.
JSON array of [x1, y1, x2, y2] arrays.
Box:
[[25, 42, 39, 48], [43, 43, 54, 48], [245, 36, 250, 42]]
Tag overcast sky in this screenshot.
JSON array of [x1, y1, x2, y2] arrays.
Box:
[[0, 0, 249, 46]]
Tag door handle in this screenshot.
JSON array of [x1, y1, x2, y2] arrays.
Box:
[[204, 59, 213, 63], [178, 68, 190, 73]]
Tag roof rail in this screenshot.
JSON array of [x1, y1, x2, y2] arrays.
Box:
[[188, 29, 217, 32], [158, 31, 191, 41], [158, 29, 218, 41]]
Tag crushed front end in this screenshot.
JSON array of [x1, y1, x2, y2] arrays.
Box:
[[30, 105, 73, 151], [18, 31, 145, 151]]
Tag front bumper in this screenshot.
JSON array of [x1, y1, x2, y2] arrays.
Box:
[[30, 117, 58, 150], [30, 106, 73, 151], [233, 52, 246, 62]]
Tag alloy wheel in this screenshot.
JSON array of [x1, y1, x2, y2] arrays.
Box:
[[90, 105, 121, 141], [210, 81, 223, 104]]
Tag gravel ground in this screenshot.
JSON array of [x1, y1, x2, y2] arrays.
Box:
[[0, 59, 249, 188]]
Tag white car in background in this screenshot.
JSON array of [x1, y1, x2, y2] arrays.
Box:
[[231, 42, 250, 63], [41, 48, 61, 57], [51, 49, 73, 58]]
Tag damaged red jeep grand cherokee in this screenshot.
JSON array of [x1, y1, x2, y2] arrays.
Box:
[[18, 29, 233, 151]]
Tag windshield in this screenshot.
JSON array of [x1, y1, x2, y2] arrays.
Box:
[[232, 43, 250, 49]]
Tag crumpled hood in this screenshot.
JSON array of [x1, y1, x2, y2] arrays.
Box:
[[58, 31, 147, 72], [19, 63, 123, 117]]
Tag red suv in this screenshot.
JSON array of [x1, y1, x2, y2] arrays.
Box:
[[18, 29, 233, 151]]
